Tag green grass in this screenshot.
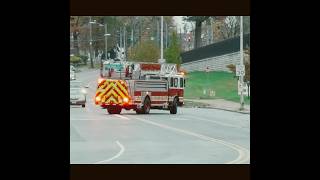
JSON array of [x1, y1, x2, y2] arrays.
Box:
[[184, 71, 250, 104]]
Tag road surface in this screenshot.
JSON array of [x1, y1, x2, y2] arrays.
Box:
[[70, 68, 250, 164]]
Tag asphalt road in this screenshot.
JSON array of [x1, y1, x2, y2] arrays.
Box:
[[70, 68, 250, 164]]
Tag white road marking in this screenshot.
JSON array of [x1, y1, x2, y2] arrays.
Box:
[[94, 141, 125, 164], [188, 115, 246, 128], [170, 117, 189, 121], [132, 117, 250, 164], [114, 114, 130, 120], [70, 118, 104, 121]]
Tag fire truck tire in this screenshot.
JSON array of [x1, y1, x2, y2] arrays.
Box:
[[107, 107, 122, 114], [170, 97, 178, 114], [82, 104, 85, 108]]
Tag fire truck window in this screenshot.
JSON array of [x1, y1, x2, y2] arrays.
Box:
[[174, 78, 178, 87], [170, 78, 174, 87], [180, 78, 183, 88], [184, 79, 186, 87]]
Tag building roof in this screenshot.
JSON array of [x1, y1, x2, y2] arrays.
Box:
[[181, 34, 250, 63]]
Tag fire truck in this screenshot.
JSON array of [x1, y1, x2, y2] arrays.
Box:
[[95, 62, 185, 114]]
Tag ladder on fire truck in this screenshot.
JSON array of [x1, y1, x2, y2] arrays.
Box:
[[130, 62, 177, 79], [160, 63, 177, 76]]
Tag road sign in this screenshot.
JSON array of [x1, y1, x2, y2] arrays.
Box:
[[236, 65, 245, 76], [238, 80, 249, 96]]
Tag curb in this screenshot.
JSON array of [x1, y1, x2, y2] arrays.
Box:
[[184, 100, 250, 114], [204, 107, 250, 114], [184, 106, 250, 114]]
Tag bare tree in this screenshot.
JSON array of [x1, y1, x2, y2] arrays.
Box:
[[70, 16, 81, 56], [221, 16, 240, 39], [184, 16, 211, 49]]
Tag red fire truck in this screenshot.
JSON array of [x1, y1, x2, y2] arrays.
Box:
[[95, 62, 185, 114]]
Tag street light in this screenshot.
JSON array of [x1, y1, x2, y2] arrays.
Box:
[[89, 18, 107, 67], [89, 16, 94, 68], [89, 20, 110, 61]]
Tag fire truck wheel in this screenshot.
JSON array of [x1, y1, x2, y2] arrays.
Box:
[[170, 97, 178, 114], [82, 104, 85, 108], [107, 107, 122, 114]]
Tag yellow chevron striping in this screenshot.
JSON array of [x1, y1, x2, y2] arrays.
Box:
[[116, 81, 129, 96], [96, 80, 130, 104], [102, 81, 113, 92], [105, 89, 119, 99], [99, 81, 108, 89], [106, 96, 117, 104], [112, 85, 127, 99], [97, 82, 114, 99]]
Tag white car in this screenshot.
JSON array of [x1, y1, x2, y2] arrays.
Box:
[[70, 70, 76, 80], [70, 81, 87, 107]]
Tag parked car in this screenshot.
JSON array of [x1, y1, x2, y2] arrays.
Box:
[[70, 81, 87, 107]]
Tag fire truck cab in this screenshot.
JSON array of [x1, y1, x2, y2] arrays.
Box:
[[95, 62, 185, 114]]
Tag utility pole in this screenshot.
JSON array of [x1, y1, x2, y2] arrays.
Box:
[[104, 23, 108, 60], [210, 18, 213, 44], [240, 16, 244, 110], [165, 22, 168, 48], [131, 26, 134, 48], [158, 16, 165, 64], [124, 26, 126, 60], [157, 19, 160, 46], [161, 16, 163, 61], [119, 27, 122, 48], [89, 16, 94, 68]]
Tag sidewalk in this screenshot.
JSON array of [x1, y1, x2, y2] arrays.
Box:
[[184, 98, 250, 114]]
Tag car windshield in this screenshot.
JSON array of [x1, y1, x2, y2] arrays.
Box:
[[70, 81, 81, 88]]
